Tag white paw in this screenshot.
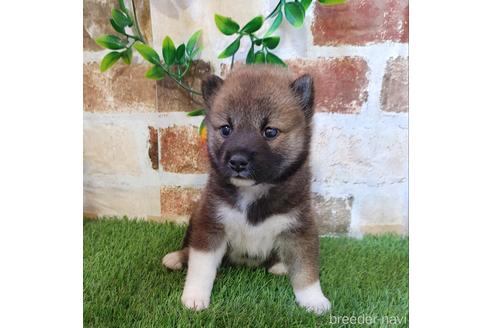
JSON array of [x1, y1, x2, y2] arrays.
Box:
[[294, 281, 331, 315], [162, 251, 183, 270], [297, 294, 331, 315], [268, 262, 288, 275], [181, 294, 210, 311]]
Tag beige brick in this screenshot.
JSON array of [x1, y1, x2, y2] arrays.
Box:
[[361, 224, 406, 235], [84, 186, 161, 218], [133, 0, 153, 44], [83, 0, 116, 52], [84, 123, 141, 175], [357, 185, 408, 235], [312, 125, 408, 186], [84, 62, 156, 112], [312, 194, 352, 234]]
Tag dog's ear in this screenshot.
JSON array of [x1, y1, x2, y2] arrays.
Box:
[[201, 75, 224, 110], [290, 74, 314, 119]]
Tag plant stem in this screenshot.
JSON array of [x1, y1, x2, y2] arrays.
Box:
[[181, 61, 190, 77], [126, 38, 137, 49], [131, 0, 146, 43], [171, 76, 202, 96], [230, 53, 235, 71], [266, 0, 283, 19], [159, 64, 201, 95], [125, 33, 144, 43]]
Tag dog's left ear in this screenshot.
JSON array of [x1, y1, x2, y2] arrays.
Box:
[[290, 74, 314, 119], [202, 75, 224, 110]]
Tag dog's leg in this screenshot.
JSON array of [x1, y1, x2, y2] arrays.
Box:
[[181, 242, 226, 310], [162, 221, 193, 270], [267, 262, 288, 275], [279, 231, 331, 315], [265, 251, 288, 275], [162, 247, 189, 270]]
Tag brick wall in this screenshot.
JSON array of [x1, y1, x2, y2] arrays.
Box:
[[83, 0, 408, 236]]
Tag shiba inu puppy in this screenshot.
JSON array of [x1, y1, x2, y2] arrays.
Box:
[[162, 65, 330, 314]]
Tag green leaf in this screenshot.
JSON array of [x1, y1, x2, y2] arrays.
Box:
[[266, 52, 287, 67], [186, 30, 202, 55], [254, 39, 263, 46], [191, 46, 202, 59], [284, 2, 305, 28], [187, 108, 206, 117], [319, 0, 346, 5], [110, 18, 125, 34], [118, 0, 132, 26], [214, 14, 240, 35], [265, 11, 283, 37], [241, 16, 264, 34], [145, 65, 166, 80], [254, 51, 266, 64], [118, 0, 126, 10], [134, 42, 160, 65], [218, 37, 241, 59], [263, 36, 280, 49], [246, 44, 255, 64], [301, 0, 313, 11], [162, 36, 176, 65], [112, 8, 132, 27], [176, 44, 186, 64], [100, 51, 121, 72], [121, 48, 132, 65], [95, 35, 126, 50]]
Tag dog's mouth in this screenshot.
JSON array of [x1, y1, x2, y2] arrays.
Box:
[[230, 177, 256, 187], [229, 169, 251, 178], [226, 167, 257, 186]]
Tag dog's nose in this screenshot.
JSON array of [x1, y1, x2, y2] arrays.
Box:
[[228, 154, 249, 172]]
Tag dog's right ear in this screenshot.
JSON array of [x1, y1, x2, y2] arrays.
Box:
[[201, 75, 224, 109]]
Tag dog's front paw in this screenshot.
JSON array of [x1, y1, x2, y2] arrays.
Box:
[[181, 293, 210, 311], [297, 294, 331, 315], [294, 281, 331, 315]]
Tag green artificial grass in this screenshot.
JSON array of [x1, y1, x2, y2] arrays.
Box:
[[84, 219, 408, 328]]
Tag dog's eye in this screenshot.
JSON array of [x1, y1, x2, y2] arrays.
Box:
[[263, 127, 279, 139], [219, 125, 232, 137]]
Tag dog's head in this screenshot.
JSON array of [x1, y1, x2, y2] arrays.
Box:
[[201, 65, 314, 187]]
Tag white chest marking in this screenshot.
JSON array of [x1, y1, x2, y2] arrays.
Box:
[[216, 201, 298, 265]]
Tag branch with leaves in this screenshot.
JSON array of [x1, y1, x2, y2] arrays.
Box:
[[215, 0, 305, 68], [215, 14, 284, 67], [95, 0, 345, 136], [96, 0, 203, 98], [214, 0, 345, 68]]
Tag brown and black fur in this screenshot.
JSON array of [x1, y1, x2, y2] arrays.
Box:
[[164, 65, 324, 304]]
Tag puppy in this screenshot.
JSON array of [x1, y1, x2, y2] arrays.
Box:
[[162, 65, 330, 314]]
